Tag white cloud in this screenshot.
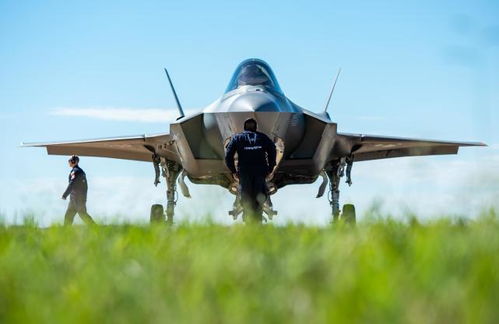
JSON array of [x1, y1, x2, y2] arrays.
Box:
[[50, 107, 198, 123], [348, 153, 499, 217]]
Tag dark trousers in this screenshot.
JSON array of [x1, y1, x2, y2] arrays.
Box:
[[239, 173, 268, 222], [64, 198, 96, 226]]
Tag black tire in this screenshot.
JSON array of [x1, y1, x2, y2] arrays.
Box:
[[342, 204, 356, 224], [150, 204, 165, 223]]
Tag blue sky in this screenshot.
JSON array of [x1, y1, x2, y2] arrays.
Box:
[[1, 0, 498, 225]]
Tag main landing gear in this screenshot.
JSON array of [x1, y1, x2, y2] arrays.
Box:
[[148, 155, 356, 224], [150, 156, 183, 224], [322, 157, 356, 224]]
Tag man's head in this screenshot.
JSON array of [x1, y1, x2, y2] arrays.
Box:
[[244, 118, 257, 132], [68, 155, 79, 167]]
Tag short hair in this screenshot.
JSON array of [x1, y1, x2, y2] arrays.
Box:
[[68, 155, 79, 164], [244, 118, 257, 131]]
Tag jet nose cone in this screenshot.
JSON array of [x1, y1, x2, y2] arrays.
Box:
[[230, 92, 279, 112]]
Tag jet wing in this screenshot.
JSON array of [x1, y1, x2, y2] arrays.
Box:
[[22, 133, 178, 162], [334, 133, 486, 162]]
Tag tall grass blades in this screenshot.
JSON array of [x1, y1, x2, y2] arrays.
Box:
[[0, 213, 498, 323]]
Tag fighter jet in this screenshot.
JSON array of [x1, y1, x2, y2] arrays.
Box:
[[23, 58, 486, 223]]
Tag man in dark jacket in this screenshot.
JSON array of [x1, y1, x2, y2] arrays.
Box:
[[225, 118, 277, 222], [62, 155, 96, 225]]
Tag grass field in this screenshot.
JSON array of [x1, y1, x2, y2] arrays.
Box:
[[1, 210, 499, 323]]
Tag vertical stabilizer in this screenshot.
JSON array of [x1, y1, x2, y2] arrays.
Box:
[[164, 68, 185, 120], [324, 68, 342, 113]]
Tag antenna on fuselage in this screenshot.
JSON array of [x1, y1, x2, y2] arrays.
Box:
[[163, 68, 185, 120], [323, 68, 342, 113]]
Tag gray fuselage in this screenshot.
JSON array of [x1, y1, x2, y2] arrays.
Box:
[[166, 59, 337, 192]]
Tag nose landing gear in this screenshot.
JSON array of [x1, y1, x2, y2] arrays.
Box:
[[228, 194, 277, 223]]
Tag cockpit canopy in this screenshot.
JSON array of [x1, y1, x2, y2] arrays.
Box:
[[225, 58, 283, 94]]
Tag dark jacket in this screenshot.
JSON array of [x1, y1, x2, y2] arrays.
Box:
[[225, 130, 277, 176], [62, 165, 88, 200]]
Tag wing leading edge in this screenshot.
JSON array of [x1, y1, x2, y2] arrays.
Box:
[[22, 133, 178, 162], [334, 133, 486, 162]]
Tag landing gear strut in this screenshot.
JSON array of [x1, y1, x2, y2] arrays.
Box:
[[162, 159, 182, 224], [326, 157, 355, 224], [150, 157, 182, 224], [229, 194, 277, 223]]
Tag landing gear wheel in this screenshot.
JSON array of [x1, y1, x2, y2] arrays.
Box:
[[342, 204, 356, 224], [150, 204, 164, 223]]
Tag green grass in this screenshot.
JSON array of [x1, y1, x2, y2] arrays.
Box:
[[1, 211, 499, 323]]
